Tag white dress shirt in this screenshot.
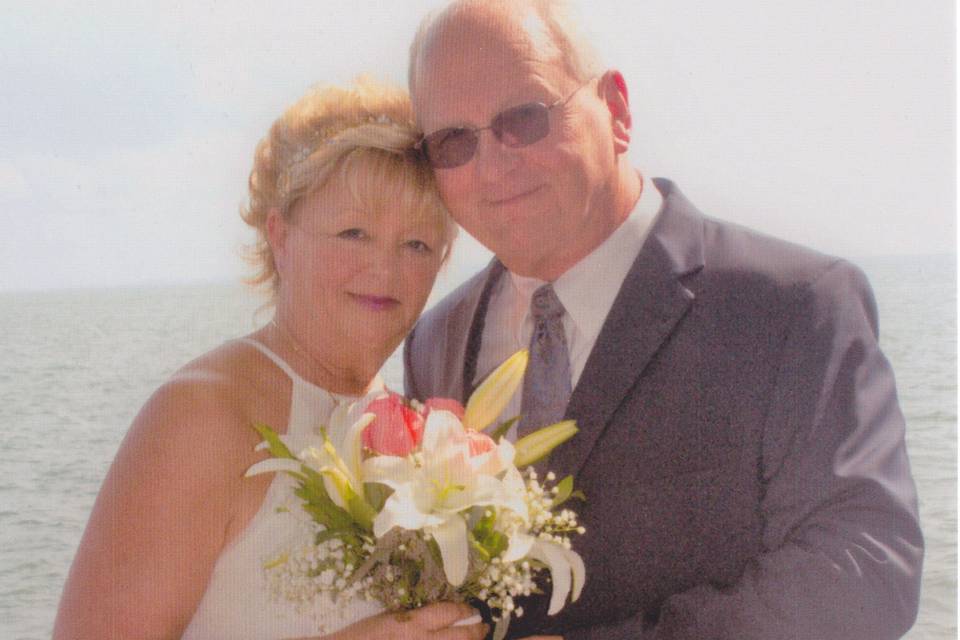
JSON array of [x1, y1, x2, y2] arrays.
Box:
[[475, 176, 663, 434]]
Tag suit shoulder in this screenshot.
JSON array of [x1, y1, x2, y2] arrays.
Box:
[[695, 214, 874, 304], [654, 179, 860, 293], [415, 265, 492, 340], [675, 214, 875, 336]]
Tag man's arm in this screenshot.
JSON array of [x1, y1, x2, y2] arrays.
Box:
[[568, 260, 924, 640]]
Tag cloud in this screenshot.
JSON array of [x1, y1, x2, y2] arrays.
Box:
[[0, 127, 256, 291], [0, 0, 953, 292]]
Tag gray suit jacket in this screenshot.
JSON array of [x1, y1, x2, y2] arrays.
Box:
[[404, 179, 923, 639]]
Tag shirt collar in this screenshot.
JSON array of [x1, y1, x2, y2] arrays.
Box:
[[529, 174, 662, 344]]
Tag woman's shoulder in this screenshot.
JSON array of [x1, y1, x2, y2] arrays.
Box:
[[157, 343, 249, 415], [137, 337, 289, 446]]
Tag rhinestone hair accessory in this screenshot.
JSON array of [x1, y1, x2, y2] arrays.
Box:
[[277, 114, 419, 203]]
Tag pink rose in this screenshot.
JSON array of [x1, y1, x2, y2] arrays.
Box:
[[423, 397, 466, 421], [465, 430, 497, 457], [362, 394, 424, 456]]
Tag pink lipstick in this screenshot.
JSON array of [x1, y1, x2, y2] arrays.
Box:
[[352, 294, 399, 311]]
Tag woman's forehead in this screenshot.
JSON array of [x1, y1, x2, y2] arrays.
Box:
[[298, 164, 444, 228]]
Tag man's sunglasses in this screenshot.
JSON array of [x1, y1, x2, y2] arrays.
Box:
[[416, 79, 594, 170]]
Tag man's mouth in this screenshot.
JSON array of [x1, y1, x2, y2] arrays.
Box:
[[486, 185, 543, 206]]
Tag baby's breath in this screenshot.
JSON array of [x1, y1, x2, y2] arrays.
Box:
[[264, 462, 584, 632]]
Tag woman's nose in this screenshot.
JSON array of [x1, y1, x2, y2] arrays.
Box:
[[363, 242, 402, 279]]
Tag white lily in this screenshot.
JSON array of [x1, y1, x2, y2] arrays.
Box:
[[246, 404, 376, 514], [503, 532, 585, 615], [363, 410, 528, 586]]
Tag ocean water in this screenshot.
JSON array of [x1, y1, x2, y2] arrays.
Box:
[[0, 253, 954, 639]]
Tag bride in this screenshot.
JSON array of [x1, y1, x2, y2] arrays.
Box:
[[53, 78, 487, 640]]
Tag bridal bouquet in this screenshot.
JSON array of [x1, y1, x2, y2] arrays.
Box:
[[247, 350, 585, 639]]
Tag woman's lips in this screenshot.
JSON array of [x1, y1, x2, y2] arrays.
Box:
[[351, 294, 400, 311]]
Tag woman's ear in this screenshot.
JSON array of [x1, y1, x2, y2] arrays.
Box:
[[600, 70, 632, 154], [266, 208, 288, 272]]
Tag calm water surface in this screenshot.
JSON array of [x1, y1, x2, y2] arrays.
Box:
[[0, 254, 954, 639]]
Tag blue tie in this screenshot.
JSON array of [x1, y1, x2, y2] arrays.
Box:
[[519, 284, 572, 437]]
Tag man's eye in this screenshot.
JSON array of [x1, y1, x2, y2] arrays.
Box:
[[337, 228, 366, 240]]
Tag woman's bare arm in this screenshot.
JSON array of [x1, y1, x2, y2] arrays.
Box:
[[53, 370, 256, 639]]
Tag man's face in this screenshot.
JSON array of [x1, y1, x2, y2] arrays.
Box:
[[413, 11, 621, 280]]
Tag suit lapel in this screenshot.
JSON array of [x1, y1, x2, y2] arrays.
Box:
[[459, 259, 505, 403], [552, 179, 706, 478]]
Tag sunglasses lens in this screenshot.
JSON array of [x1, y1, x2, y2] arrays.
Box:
[[423, 102, 551, 169], [493, 102, 550, 147], [424, 128, 478, 169]]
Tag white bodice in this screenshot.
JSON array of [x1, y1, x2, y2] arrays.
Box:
[[181, 339, 385, 640]]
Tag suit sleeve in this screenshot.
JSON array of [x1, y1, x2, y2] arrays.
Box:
[[569, 261, 924, 640]]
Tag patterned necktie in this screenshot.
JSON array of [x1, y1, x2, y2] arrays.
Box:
[[519, 284, 572, 437]]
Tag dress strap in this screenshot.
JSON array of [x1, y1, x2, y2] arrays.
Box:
[[238, 337, 388, 401], [237, 337, 300, 381]]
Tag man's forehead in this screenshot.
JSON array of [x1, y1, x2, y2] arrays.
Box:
[[420, 8, 535, 70], [414, 54, 559, 130], [412, 5, 565, 122]]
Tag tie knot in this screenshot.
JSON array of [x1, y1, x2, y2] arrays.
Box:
[[531, 284, 565, 322]]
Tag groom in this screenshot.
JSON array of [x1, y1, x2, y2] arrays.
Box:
[[403, 1, 924, 638]]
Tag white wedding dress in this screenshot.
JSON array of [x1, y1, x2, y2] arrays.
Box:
[[181, 338, 385, 640]]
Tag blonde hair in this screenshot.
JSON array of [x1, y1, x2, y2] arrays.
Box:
[[409, 0, 603, 104], [241, 78, 455, 300]]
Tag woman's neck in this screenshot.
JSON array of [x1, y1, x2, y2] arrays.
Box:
[[263, 317, 380, 396]]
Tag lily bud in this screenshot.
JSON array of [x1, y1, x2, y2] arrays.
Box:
[[513, 420, 578, 468], [463, 349, 529, 431]]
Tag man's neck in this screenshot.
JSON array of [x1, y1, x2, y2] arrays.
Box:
[[504, 166, 644, 282]]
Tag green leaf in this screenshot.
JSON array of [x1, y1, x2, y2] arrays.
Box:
[[298, 465, 336, 501], [314, 528, 349, 545], [551, 475, 574, 507], [294, 474, 356, 530], [314, 526, 366, 551], [471, 510, 509, 558], [471, 508, 496, 538], [316, 467, 375, 533], [251, 423, 296, 459], [469, 534, 492, 563], [364, 482, 392, 512], [292, 473, 327, 506], [344, 491, 376, 533], [489, 415, 520, 442], [482, 530, 508, 557], [301, 499, 355, 530]]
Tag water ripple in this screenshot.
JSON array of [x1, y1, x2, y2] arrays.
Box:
[[1, 264, 955, 639]]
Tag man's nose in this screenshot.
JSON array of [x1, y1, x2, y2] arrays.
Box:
[[473, 129, 521, 183]]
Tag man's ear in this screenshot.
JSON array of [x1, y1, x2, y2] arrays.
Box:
[[600, 70, 632, 154], [266, 207, 288, 272]]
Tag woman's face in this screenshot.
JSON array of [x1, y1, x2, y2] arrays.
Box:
[[274, 176, 446, 365]]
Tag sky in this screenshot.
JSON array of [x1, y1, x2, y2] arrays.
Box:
[[0, 0, 955, 292]]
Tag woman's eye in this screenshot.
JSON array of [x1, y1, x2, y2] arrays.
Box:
[[405, 239, 433, 253], [337, 228, 366, 240]]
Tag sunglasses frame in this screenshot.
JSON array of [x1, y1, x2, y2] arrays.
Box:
[[416, 78, 595, 169]]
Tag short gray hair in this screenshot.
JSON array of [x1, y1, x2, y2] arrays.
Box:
[[408, 0, 603, 106]]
